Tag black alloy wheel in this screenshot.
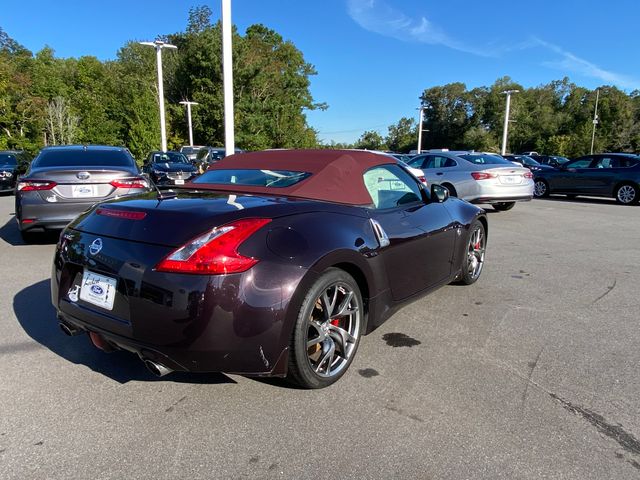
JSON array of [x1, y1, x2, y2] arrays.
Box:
[[288, 268, 363, 389]]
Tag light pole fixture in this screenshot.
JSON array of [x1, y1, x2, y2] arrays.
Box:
[[139, 40, 177, 152], [417, 105, 427, 153], [590, 88, 600, 155], [179, 100, 199, 147], [500, 89, 519, 155], [221, 0, 235, 156]]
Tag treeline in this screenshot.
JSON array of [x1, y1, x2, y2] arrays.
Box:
[[351, 77, 640, 156], [0, 6, 322, 161]]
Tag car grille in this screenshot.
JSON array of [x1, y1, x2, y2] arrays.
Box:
[[166, 172, 190, 180]]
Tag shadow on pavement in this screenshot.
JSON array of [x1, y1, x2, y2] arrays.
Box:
[[13, 279, 236, 385], [0, 216, 60, 246], [537, 196, 619, 206]]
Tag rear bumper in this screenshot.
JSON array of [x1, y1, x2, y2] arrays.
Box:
[[465, 182, 534, 204], [17, 198, 97, 231], [470, 195, 533, 204], [51, 232, 307, 375]]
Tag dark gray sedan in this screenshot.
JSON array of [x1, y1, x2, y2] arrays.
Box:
[[15, 145, 150, 241]]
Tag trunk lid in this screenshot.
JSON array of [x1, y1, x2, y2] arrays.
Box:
[[69, 190, 321, 247]]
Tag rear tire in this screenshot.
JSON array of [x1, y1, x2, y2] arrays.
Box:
[[288, 268, 363, 389], [615, 183, 638, 205], [493, 202, 515, 211], [534, 179, 549, 198]]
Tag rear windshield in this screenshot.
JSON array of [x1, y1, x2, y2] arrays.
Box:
[[180, 147, 200, 155], [459, 154, 513, 165], [34, 149, 134, 168], [513, 155, 540, 166], [193, 169, 311, 188], [0, 154, 17, 166], [150, 152, 190, 163]]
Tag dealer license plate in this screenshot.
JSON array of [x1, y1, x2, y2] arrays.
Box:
[[79, 270, 117, 311], [72, 184, 96, 197], [500, 175, 521, 185]]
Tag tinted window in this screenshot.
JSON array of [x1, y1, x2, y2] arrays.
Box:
[[566, 158, 594, 168], [193, 169, 310, 187], [0, 154, 17, 166], [407, 155, 427, 169], [426, 155, 457, 168], [512, 155, 539, 166], [180, 147, 200, 155], [459, 154, 512, 165], [34, 149, 134, 167], [363, 164, 422, 209], [149, 152, 189, 163], [551, 156, 570, 164]]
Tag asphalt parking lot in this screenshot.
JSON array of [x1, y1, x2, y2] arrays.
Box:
[[1, 194, 639, 479]]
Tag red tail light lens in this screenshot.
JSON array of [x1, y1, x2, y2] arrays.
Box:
[[18, 180, 57, 191], [155, 218, 272, 275], [523, 171, 533, 179], [110, 177, 148, 189], [417, 175, 427, 184], [96, 208, 147, 220], [471, 172, 497, 180]]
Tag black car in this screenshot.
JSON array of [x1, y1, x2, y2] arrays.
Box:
[[503, 154, 555, 173], [0, 150, 31, 193], [531, 155, 570, 168], [533, 153, 640, 204], [51, 149, 487, 388], [195, 146, 244, 172], [142, 151, 198, 186], [16, 145, 151, 241]]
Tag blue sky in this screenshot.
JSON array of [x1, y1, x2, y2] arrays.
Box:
[[4, 0, 640, 143]]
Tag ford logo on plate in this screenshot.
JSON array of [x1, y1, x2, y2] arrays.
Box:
[[89, 238, 103, 256], [90, 285, 104, 295]]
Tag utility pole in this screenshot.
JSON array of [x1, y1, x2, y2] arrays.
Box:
[[179, 101, 199, 147], [500, 89, 519, 155], [417, 105, 425, 153], [139, 40, 177, 152], [590, 88, 600, 155], [221, 0, 235, 156]]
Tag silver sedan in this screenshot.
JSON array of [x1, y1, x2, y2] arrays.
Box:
[[407, 151, 534, 211]]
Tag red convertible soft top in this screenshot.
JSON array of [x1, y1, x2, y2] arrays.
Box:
[[187, 149, 395, 205]]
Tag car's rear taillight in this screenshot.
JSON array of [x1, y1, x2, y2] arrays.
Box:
[[471, 172, 497, 180], [417, 175, 427, 184], [155, 218, 272, 275], [110, 177, 148, 189], [17, 180, 57, 191], [523, 171, 533, 179], [96, 208, 147, 220]]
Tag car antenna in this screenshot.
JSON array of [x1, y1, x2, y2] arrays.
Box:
[[151, 180, 177, 201]]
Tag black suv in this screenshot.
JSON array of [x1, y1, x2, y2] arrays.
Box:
[[533, 153, 640, 204], [0, 150, 31, 193]]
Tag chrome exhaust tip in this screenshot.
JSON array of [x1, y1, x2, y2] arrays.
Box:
[[144, 359, 172, 377], [59, 322, 82, 337]]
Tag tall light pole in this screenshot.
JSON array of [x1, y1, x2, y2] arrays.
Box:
[[500, 89, 519, 155], [590, 88, 600, 155], [417, 105, 426, 153], [179, 100, 199, 147], [221, 0, 235, 156], [139, 40, 177, 152]]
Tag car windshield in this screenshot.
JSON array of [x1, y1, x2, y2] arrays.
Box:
[[151, 152, 189, 163], [193, 169, 311, 188], [514, 155, 540, 166], [551, 156, 570, 164], [180, 147, 200, 155], [34, 149, 133, 167], [0, 154, 17, 166], [459, 154, 512, 165]]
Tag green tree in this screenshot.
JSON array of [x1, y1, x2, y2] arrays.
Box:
[[386, 117, 416, 152]]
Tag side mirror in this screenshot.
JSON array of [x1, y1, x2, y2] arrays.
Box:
[[431, 184, 450, 203]]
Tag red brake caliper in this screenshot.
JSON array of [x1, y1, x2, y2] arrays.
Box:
[[330, 319, 340, 326]]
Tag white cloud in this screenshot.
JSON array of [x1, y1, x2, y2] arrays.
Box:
[[346, 0, 495, 57]]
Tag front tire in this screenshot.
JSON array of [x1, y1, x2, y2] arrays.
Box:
[[457, 220, 486, 285], [534, 179, 549, 198], [493, 202, 515, 211], [288, 268, 363, 389], [615, 183, 638, 205]]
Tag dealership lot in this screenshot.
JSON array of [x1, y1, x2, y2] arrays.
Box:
[[0, 195, 639, 479]]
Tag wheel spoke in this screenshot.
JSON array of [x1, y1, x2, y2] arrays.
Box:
[[315, 337, 335, 374], [334, 290, 357, 317], [328, 323, 355, 355]]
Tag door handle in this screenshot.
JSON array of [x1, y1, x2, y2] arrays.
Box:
[[436, 172, 444, 176]]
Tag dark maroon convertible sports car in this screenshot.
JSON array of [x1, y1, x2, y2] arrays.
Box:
[[51, 150, 488, 388]]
